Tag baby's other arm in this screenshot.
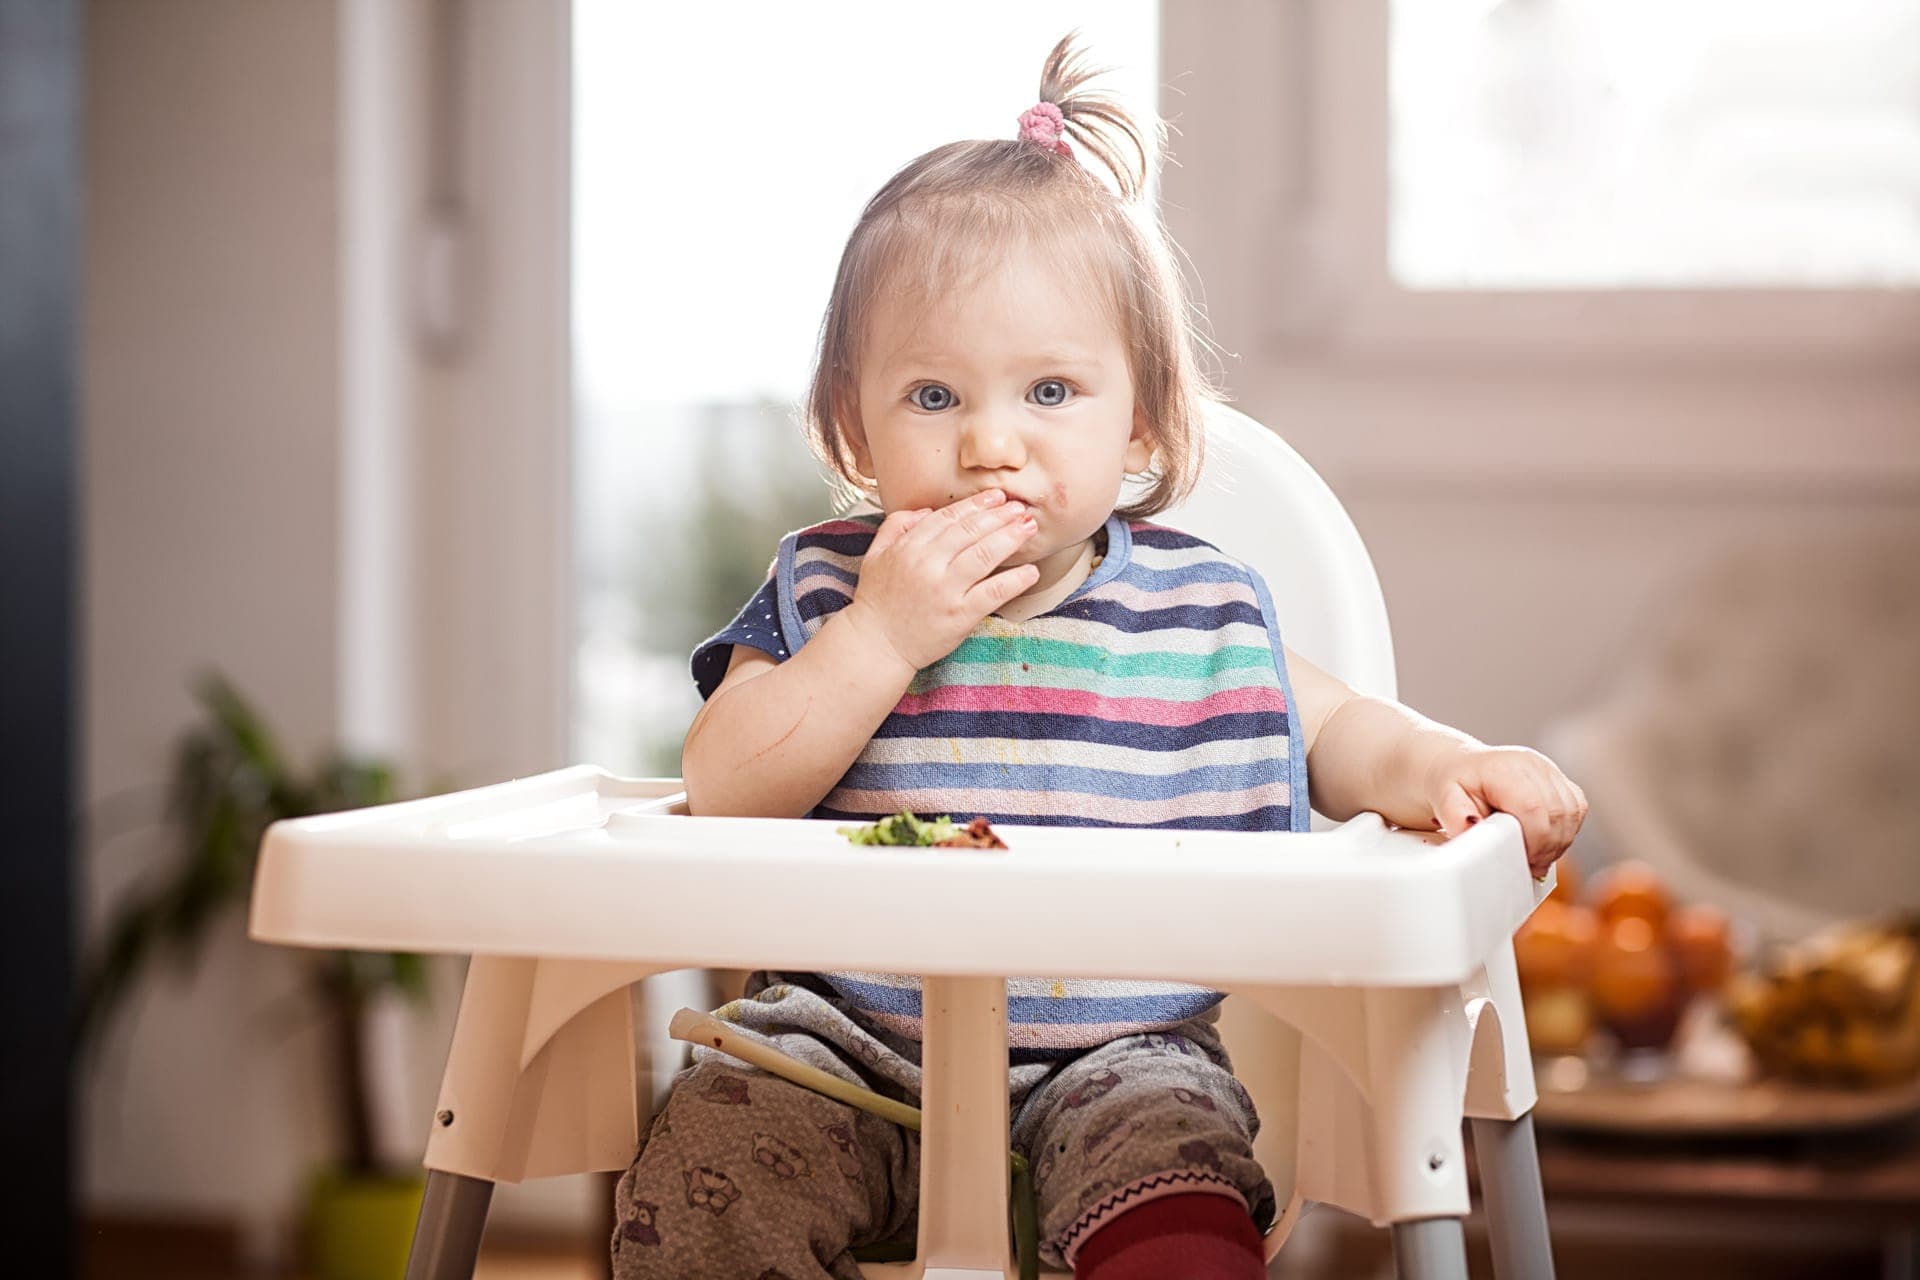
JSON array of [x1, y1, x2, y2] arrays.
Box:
[[1285, 647, 1587, 874]]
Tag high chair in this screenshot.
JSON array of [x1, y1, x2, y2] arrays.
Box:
[[250, 404, 1557, 1280]]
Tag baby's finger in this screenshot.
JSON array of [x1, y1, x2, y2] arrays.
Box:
[[965, 562, 1043, 615], [1433, 781, 1488, 838], [951, 509, 1039, 584], [905, 489, 1014, 551], [1511, 799, 1560, 873], [921, 498, 1027, 564], [869, 508, 931, 556], [1519, 780, 1577, 875], [1566, 775, 1590, 831], [1542, 773, 1585, 867]]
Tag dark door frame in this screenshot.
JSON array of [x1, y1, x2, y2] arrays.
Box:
[[0, 0, 79, 1269]]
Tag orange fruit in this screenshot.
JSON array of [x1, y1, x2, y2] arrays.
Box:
[[1523, 985, 1596, 1057], [1591, 915, 1683, 1049], [1592, 860, 1672, 934], [1514, 900, 1600, 991], [1669, 902, 1734, 994]]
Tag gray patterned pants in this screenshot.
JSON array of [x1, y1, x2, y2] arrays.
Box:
[[611, 975, 1272, 1279]]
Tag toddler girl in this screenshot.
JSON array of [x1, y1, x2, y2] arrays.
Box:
[[614, 35, 1586, 1280]]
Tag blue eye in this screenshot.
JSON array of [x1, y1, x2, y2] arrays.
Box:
[[1030, 379, 1071, 407], [911, 384, 954, 411]]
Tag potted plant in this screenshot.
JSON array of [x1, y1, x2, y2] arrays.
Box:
[[80, 673, 431, 1280]]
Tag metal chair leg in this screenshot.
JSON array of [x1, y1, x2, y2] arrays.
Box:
[[1470, 1113, 1556, 1280], [1391, 1217, 1470, 1280], [404, 1171, 494, 1280]]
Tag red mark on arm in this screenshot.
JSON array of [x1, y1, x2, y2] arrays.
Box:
[[748, 697, 811, 762]]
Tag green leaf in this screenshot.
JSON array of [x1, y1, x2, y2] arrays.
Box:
[[838, 811, 960, 846], [78, 672, 426, 1056]]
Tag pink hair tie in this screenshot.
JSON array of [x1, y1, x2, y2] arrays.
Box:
[[1016, 101, 1071, 156]]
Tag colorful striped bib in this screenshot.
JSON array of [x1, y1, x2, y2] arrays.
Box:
[[693, 513, 1308, 1053]]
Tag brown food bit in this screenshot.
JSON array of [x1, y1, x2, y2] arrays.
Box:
[[934, 817, 1007, 849]]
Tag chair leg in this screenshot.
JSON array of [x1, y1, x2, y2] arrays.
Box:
[[1390, 1217, 1470, 1280], [404, 1171, 494, 1280], [916, 974, 1013, 1278], [1469, 1113, 1556, 1280]]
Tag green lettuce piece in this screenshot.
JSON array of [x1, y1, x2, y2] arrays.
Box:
[[838, 811, 961, 846]]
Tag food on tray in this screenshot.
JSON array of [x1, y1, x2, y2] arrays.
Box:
[[1727, 916, 1920, 1087], [838, 811, 1007, 849], [935, 817, 1009, 849]]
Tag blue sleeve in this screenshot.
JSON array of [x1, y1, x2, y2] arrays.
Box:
[[1244, 564, 1312, 833], [690, 577, 789, 700]]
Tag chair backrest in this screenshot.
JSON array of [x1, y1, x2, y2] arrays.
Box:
[[1163, 403, 1397, 705], [1161, 404, 1399, 1257]]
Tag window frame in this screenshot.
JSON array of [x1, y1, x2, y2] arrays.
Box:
[[1163, 0, 1920, 369]]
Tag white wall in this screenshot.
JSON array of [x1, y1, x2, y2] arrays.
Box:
[[82, 0, 589, 1254], [83, 0, 349, 1255]]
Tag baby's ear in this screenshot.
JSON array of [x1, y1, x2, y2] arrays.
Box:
[[836, 388, 876, 479], [1124, 404, 1156, 473]]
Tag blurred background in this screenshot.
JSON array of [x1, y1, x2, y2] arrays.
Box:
[[3, 0, 1917, 1276]]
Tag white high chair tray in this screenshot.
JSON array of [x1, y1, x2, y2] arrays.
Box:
[[251, 764, 1547, 988]]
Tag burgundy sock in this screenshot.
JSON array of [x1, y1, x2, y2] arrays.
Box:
[[1072, 1192, 1265, 1280]]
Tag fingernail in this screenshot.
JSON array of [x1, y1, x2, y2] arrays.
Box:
[[1020, 516, 1038, 531], [1004, 500, 1027, 514], [981, 490, 1005, 505]]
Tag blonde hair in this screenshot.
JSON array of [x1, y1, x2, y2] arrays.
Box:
[[803, 34, 1218, 519]]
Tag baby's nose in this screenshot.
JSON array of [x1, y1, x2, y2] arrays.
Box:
[[958, 415, 1026, 470]]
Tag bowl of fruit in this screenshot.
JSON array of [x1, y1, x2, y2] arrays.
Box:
[[1517, 859, 1920, 1136], [1516, 858, 1734, 1061]]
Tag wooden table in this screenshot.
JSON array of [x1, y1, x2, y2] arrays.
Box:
[[1503, 1123, 1920, 1280], [1294, 1121, 1920, 1280]]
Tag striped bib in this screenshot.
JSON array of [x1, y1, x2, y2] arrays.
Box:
[[694, 513, 1308, 1053]]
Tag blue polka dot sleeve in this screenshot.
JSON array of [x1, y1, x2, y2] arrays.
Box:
[[690, 577, 788, 700]]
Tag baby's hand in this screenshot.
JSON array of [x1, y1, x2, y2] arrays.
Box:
[[842, 490, 1040, 672], [1428, 745, 1588, 877]]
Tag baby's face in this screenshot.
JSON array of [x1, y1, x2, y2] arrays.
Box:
[[848, 244, 1151, 580]]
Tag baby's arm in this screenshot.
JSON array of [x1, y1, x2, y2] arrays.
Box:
[[681, 613, 916, 818], [1285, 648, 1587, 874], [682, 491, 1039, 817]]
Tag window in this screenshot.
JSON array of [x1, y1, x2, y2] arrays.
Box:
[[571, 2, 1159, 772], [1153, 0, 1920, 360], [1391, 0, 1920, 290]]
